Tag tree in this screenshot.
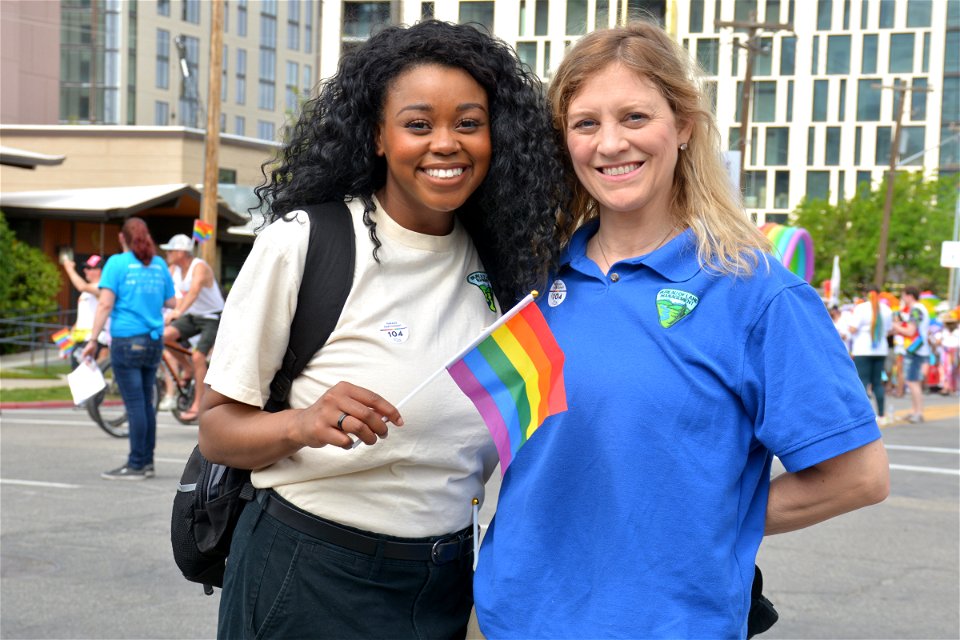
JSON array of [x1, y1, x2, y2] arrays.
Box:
[[792, 172, 957, 298], [0, 210, 61, 314]]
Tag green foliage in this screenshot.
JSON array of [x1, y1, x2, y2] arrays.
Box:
[[0, 210, 61, 314], [792, 172, 957, 298]]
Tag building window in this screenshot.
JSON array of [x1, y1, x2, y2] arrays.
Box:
[[941, 125, 960, 167], [857, 79, 881, 121], [222, 44, 228, 102], [422, 2, 435, 20], [780, 36, 796, 75], [876, 127, 891, 164], [806, 171, 830, 200], [861, 34, 878, 73], [305, 0, 314, 53], [238, 0, 248, 36], [817, 0, 831, 30], [754, 38, 773, 76], [158, 0, 170, 17], [303, 65, 312, 96], [838, 79, 846, 120], [901, 126, 925, 165], [826, 35, 850, 74], [812, 80, 828, 122], [517, 42, 537, 72], [696, 39, 719, 75], [287, 0, 300, 50], [259, 6, 277, 111], [807, 127, 816, 165], [286, 61, 299, 112], [786, 80, 794, 121], [177, 35, 201, 128], [945, 30, 960, 73], [765, 127, 789, 165], [911, 77, 928, 120], [156, 29, 170, 89], [236, 48, 247, 105], [860, 0, 868, 28], [459, 1, 495, 32], [343, 2, 391, 39], [856, 171, 872, 189], [688, 0, 705, 32], [744, 171, 767, 209], [889, 34, 914, 73], [825, 127, 841, 165], [220, 112, 226, 132], [235, 115, 245, 136], [182, 0, 200, 24], [855, 126, 862, 164], [155, 100, 170, 125], [906, 0, 931, 27], [765, 0, 780, 22], [774, 171, 790, 209], [753, 81, 776, 122], [943, 77, 960, 123], [812, 35, 820, 75], [257, 120, 275, 141], [879, 0, 894, 27], [842, 0, 850, 29]]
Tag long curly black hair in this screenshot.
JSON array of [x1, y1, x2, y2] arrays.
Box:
[[254, 20, 566, 305]]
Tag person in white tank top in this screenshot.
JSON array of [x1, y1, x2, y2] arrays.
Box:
[[160, 234, 225, 421]]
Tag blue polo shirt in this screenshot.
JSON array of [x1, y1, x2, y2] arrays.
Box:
[[474, 221, 880, 638], [98, 252, 175, 339]]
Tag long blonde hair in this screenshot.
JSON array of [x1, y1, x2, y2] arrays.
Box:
[[548, 21, 770, 275]]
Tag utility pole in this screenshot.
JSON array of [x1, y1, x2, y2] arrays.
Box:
[[200, 0, 224, 267], [873, 80, 933, 288], [715, 12, 792, 196]]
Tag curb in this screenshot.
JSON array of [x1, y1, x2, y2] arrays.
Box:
[[1, 400, 79, 409]]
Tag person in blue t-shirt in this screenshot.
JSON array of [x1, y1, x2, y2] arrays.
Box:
[[81, 217, 176, 480], [473, 21, 890, 639]]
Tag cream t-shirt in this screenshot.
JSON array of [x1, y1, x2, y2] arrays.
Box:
[[205, 197, 500, 537]]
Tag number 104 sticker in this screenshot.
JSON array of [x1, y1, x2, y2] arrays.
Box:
[[379, 320, 409, 344]]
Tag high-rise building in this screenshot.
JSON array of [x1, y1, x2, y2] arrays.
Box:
[[2, 0, 956, 224]]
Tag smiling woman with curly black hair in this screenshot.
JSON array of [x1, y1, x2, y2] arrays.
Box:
[[200, 19, 565, 640]]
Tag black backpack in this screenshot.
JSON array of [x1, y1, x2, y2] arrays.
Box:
[[170, 201, 356, 595]]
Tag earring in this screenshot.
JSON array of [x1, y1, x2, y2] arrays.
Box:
[[679, 143, 688, 151]]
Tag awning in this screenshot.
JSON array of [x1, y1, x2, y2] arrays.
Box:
[[0, 145, 66, 169], [0, 183, 248, 225]]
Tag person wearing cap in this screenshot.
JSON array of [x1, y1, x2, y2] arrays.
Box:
[[160, 233, 225, 422], [61, 253, 108, 357]]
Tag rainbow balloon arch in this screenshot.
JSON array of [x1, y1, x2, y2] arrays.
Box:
[[760, 223, 815, 283]]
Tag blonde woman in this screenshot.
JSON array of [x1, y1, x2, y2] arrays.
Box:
[[473, 22, 889, 638]]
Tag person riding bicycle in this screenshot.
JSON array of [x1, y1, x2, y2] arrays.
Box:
[[160, 234, 224, 422]]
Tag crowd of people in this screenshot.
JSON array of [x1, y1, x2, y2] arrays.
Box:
[[831, 286, 959, 424], [58, 15, 960, 638]]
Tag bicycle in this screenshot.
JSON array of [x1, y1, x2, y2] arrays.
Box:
[[158, 340, 198, 425]]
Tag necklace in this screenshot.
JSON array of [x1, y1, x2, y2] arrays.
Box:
[[595, 226, 676, 271]]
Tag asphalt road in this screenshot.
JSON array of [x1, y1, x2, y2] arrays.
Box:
[[1, 397, 957, 639]]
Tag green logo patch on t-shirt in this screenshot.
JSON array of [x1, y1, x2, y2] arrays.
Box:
[[656, 289, 699, 328]]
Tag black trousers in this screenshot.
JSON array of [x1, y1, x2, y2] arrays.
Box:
[[217, 494, 474, 640]]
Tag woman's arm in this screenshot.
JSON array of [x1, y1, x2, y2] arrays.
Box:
[[765, 439, 889, 535], [80, 289, 116, 360], [198, 383, 404, 470], [62, 259, 99, 295]]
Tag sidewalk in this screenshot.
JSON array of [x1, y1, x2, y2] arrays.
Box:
[[0, 348, 74, 408]]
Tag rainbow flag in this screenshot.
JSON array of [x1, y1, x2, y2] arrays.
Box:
[[51, 327, 75, 359], [193, 219, 214, 244], [446, 293, 567, 473]]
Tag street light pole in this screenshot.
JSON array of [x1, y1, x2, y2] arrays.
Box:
[[874, 80, 907, 289], [200, 0, 224, 268], [715, 14, 792, 196]]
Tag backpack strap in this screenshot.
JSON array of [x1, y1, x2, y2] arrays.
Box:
[[265, 201, 356, 412]]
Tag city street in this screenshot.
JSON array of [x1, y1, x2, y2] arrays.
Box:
[[1, 396, 957, 639]]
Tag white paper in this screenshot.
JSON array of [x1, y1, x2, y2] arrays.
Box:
[[67, 358, 106, 405]]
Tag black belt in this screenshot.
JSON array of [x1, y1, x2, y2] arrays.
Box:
[[257, 490, 472, 565]]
